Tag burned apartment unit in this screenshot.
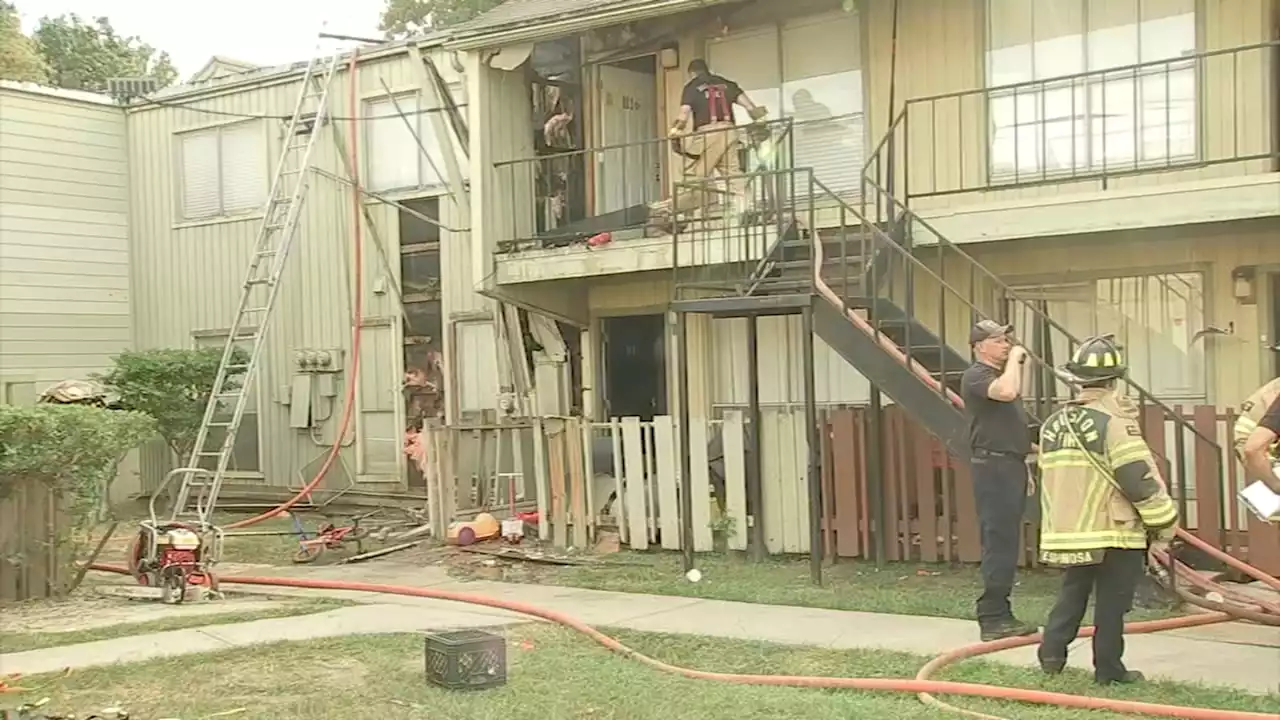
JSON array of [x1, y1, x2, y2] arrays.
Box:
[[2, 0, 1277, 556]]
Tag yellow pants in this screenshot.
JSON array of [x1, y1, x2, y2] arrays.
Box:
[[669, 121, 744, 215]]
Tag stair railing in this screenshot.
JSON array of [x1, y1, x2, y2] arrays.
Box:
[[859, 111, 1232, 544]]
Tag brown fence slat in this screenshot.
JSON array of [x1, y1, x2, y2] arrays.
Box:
[[855, 410, 872, 553], [953, 461, 982, 562], [1192, 406, 1223, 549], [819, 410, 835, 559], [915, 433, 939, 562], [882, 409, 902, 561], [1223, 408, 1242, 534], [829, 409, 862, 557], [1143, 406, 1170, 480], [940, 464, 956, 562]]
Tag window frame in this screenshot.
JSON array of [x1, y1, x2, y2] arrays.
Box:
[[174, 119, 270, 223], [703, 8, 869, 198], [983, 0, 1201, 184], [191, 328, 265, 479], [362, 85, 470, 195]]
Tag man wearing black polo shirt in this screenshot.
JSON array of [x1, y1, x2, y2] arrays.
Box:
[[961, 319, 1039, 641], [664, 59, 766, 217]]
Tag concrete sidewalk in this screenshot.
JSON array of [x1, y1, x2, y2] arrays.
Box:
[[0, 563, 1276, 696]]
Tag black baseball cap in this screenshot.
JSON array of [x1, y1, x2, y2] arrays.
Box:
[[969, 319, 1013, 345]]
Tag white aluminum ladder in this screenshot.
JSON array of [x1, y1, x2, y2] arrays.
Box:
[[169, 53, 344, 524]]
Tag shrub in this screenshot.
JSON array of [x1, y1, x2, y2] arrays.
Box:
[[94, 346, 247, 461], [0, 405, 156, 594]]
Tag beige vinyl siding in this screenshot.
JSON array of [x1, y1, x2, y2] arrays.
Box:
[[900, 217, 1277, 408], [860, 0, 1276, 212], [0, 85, 131, 394], [125, 46, 466, 491]]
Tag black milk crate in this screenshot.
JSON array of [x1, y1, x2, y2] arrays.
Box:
[[424, 628, 508, 690]]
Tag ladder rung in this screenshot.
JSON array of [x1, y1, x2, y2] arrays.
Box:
[[256, 249, 278, 257], [288, 143, 310, 152], [245, 277, 273, 286], [215, 390, 243, 397], [244, 306, 270, 313]]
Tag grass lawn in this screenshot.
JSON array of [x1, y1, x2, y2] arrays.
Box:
[[490, 550, 1178, 625], [4, 625, 1275, 720], [0, 597, 349, 654]]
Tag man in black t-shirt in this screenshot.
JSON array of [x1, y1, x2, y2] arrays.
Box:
[[659, 59, 766, 219], [960, 319, 1039, 642]]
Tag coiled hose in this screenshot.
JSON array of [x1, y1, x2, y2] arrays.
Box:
[[90, 542, 1279, 720]]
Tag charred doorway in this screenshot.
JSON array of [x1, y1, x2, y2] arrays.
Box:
[[602, 314, 667, 421], [400, 197, 444, 489]]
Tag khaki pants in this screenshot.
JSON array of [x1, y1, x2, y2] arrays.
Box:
[[670, 121, 744, 215]]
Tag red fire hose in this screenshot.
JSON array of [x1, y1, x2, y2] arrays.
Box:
[[90, 550, 1278, 720]]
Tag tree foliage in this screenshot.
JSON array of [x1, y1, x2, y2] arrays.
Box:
[[379, 0, 507, 37], [0, 2, 176, 90], [0, 0, 48, 84], [95, 347, 247, 462], [31, 11, 177, 91]]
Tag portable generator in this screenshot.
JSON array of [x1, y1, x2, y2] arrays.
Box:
[[127, 521, 223, 604]]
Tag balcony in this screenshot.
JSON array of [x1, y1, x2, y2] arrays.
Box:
[[489, 113, 866, 285], [868, 41, 1280, 244]]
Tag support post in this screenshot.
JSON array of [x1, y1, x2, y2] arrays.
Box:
[[868, 387, 887, 567], [746, 314, 766, 561], [676, 310, 695, 573], [801, 304, 823, 586]]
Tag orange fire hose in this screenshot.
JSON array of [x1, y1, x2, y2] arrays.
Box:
[[224, 49, 364, 531], [88, 557, 1278, 720]]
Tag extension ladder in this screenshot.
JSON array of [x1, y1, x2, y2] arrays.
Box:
[[167, 52, 344, 524]]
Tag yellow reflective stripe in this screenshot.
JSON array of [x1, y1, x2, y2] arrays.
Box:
[[1040, 531, 1148, 550], [1075, 473, 1111, 533], [1134, 496, 1178, 527], [1109, 439, 1150, 466]]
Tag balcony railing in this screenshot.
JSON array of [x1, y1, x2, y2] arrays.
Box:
[[868, 40, 1279, 202], [491, 111, 866, 254]]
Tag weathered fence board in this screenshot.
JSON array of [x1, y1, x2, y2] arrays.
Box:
[[621, 417, 648, 550], [688, 418, 714, 552], [722, 410, 749, 551], [419, 401, 1275, 573], [654, 416, 681, 551], [0, 478, 73, 604]]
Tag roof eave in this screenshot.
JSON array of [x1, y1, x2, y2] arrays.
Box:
[[132, 34, 451, 109], [445, 0, 729, 52]]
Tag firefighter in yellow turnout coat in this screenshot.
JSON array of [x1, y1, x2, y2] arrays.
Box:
[[1035, 335, 1179, 686], [1233, 376, 1280, 497]]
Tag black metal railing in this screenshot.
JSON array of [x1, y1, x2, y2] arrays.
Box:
[[859, 141, 1236, 546], [869, 40, 1278, 202], [492, 111, 867, 255]]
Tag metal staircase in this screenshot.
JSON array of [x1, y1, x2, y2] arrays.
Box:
[[166, 53, 344, 524], [671, 122, 1228, 517]]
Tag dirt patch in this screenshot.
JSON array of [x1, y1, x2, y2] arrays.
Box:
[[0, 592, 305, 634]]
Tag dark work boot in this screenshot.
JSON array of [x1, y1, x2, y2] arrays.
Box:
[[980, 617, 1040, 642], [1096, 670, 1146, 686], [1037, 655, 1066, 675]]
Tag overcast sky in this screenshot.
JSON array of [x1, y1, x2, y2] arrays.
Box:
[[16, 0, 387, 80]]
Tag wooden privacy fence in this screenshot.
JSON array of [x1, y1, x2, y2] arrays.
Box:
[[420, 410, 815, 554], [821, 405, 1280, 575], [0, 478, 74, 603], [421, 404, 1279, 574]]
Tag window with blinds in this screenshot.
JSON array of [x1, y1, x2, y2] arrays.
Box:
[[706, 8, 865, 198], [364, 89, 468, 193], [985, 0, 1197, 179], [178, 121, 268, 221]]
